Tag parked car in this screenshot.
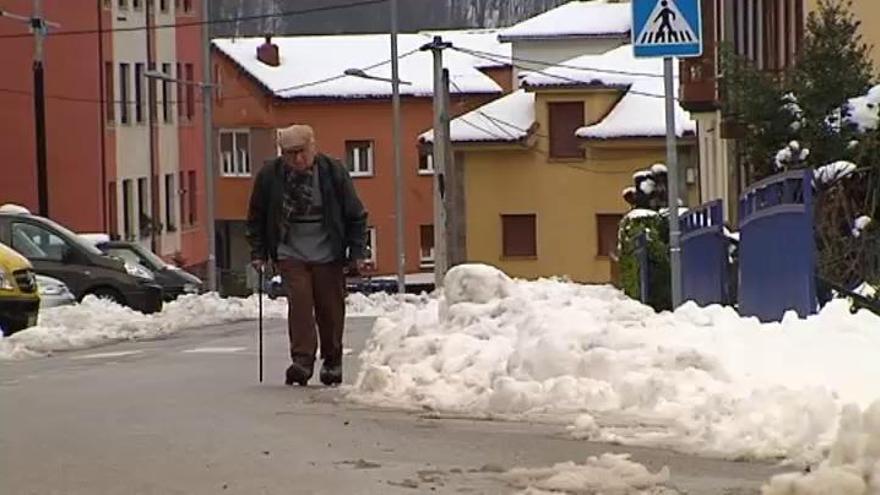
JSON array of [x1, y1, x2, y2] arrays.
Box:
[[35, 274, 76, 308], [91, 240, 203, 301], [0, 241, 40, 336], [0, 205, 163, 314]]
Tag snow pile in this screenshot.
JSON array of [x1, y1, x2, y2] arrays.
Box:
[[814, 160, 857, 185], [350, 264, 880, 460], [762, 400, 880, 495], [0, 291, 412, 359], [852, 215, 873, 238], [845, 84, 880, 132], [504, 453, 674, 495], [775, 141, 810, 170]]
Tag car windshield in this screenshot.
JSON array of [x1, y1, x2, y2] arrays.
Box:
[[37, 217, 104, 256], [131, 244, 171, 269]]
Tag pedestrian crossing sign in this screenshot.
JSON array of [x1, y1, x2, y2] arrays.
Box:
[[632, 0, 702, 58]]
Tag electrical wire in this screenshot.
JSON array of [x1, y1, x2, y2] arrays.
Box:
[[0, 0, 388, 39]]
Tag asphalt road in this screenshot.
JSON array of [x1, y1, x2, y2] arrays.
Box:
[[0, 316, 787, 494]]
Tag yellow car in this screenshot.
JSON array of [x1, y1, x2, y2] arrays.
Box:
[[0, 241, 40, 336]]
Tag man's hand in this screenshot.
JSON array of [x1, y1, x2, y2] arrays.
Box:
[[347, 259, 369, 276], [251, 258, 267, 273]]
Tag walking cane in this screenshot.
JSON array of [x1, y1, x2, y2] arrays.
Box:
[[258, 264, 264, 383]]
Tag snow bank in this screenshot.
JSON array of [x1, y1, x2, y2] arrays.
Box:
[[762, 400, 880, 495], [350, 264, 880, 461], [0, 292, 414, 360], [504, 453, 674, 495]]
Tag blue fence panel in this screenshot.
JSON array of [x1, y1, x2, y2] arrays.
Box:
[[680, 200, 729, 306], [738, 170, 816, 321]]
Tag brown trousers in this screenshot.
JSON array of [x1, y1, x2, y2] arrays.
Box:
[[275, 259, 346, 365]]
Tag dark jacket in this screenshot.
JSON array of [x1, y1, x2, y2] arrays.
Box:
[[246, 153, 368, 263]]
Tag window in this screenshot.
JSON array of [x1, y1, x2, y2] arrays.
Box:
[[164, 174, 176, 232], [596, 214, 623, 257], [185, 63, 195, 120], [176, 63, 184, 120], [548, 102, 584, 159], [183, 0, 192, 14], [213, 63, 222, 103], [137, 177, 149, 238], [119, 0, 128, 9], [161, 63, 172, 123], [178, 171, 187, 227], [133, 0, 142, 10], [418, 152, 434, 175], [122, 179, 133, 239], [501, 214, 537, 258], [160, 0, 168, 12], [346, 140, 374, 177], [135, 63, 144, 124], [103, 0, 112, 9], [219, 130, 251, 177], [188, 170, 197, 225], [11, 223, 69, 262], [104, 62, 115, 123], [119, 63, 130, 124], [365, 227, 377, 265], [148, 62, 157, 122], [419, 224, 435, 268], [108, 182, 118, 238]]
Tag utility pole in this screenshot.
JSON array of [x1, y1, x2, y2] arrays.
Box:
[[421, 36, 452, 287], [390, 0, 405, 295], [1, 2, 59, 218], [663, 56, 682, 308], [202, 0, 217, 293]]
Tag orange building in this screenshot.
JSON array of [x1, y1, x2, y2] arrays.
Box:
[[211, 31, 511, 282]]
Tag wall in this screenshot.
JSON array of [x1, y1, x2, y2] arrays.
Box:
[[806, 0, 880, 71]]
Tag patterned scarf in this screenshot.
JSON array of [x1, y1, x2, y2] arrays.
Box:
[[281, 165, 318, 228]]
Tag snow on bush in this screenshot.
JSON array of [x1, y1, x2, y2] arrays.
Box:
[[0, 291, 415, 359], [814, 160, 858, 185], [762, 400, 880, 495], [350, 264, 880, 461], [846, 84, 880, 132], [504, 453, 674, 495]]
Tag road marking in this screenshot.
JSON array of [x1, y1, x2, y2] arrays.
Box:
[[182, 347, 247, 354], [72, 351, 143, 360]]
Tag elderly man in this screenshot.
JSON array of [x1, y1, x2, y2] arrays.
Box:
[[246, 124, 368, 386]]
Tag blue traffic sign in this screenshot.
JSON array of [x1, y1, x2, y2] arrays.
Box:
[[632, 0, 703, 58]]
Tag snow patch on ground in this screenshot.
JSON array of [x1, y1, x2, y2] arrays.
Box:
[[0, 292, 415, 360], [762, 400, 880, 495], [349, 264, 880, 461], [504, 453, 675, 495]]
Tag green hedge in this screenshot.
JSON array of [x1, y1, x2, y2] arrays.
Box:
[[617, 211, 672, 312]]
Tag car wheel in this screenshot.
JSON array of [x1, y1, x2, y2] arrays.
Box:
[[86, 287, 126, 306]]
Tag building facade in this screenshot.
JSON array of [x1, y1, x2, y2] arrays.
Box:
[[0, 0, 208, 272]]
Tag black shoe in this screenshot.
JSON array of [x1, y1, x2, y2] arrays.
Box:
[[319, 361, 342, 386], [285, 361, 313, 386]]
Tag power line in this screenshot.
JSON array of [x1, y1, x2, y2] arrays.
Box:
[[0, 0, 388, 40]]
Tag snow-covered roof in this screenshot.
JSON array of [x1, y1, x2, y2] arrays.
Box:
[[213, 33, 504, 99], [498, 0, 632, 42], [519, 45, 694, 139], [421, 89, 535, 144]]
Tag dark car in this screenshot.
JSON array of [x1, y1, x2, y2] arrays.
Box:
[[0, 207, 163, 314], [95, 240, 203, 301]]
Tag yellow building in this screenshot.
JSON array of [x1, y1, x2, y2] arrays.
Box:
[[807, 0, 880, 71], [426, 46, 698, 283]]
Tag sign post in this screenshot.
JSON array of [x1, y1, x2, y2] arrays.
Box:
[[632, 0, 702, 309]]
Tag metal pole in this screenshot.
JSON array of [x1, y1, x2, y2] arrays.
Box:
[[664, 57, 682, 308], [33, 0, 48, 217], [390, 0, 405, 295], [202, 0, 217, 292]]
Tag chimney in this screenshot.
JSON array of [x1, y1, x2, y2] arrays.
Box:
[[257, 34, 280, 67]]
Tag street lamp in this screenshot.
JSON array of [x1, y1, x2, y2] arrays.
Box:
[[342, 68, 412, 85], [143, 70, 218, 293]]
